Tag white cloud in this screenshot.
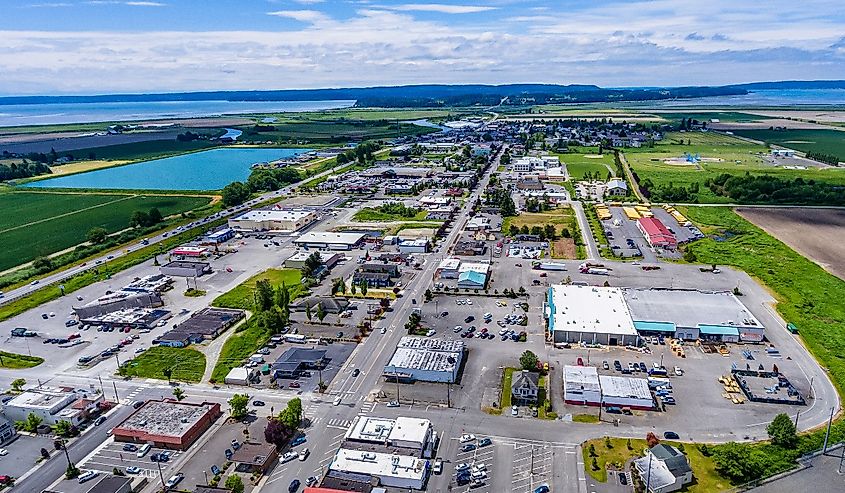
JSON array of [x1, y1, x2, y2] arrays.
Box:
[[1, 0, 844, 94], [388, 3, 497, 14], [266, 9, 330, 23]]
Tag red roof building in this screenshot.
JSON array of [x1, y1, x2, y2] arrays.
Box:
[[637, 217, 677, 249]]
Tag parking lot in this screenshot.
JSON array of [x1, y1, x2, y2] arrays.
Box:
[[78, 441, 183, 479], [603, 207, 651, 260], [0, 434, 55, 479]]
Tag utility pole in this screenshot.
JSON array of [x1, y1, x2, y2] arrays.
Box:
[[156, 460, 166, 491], [112, 382, 119, 402], [822, 407, 835, 453], [794, 410, 800, 429], [98, 375, 104, 395]]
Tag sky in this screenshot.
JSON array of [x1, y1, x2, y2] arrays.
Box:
[[1, 0, 844, 95]]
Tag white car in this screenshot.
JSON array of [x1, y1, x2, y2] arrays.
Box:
[[472, 463, 487, 472], [386, 400, 400, 408], [165, 473, 184, 488], [380, 327, 387, 334], [433, 459, 443, 474], [459, 434, 476, 443], [298, 448, 310, 461], [674, 366, 684, 376], [511, 406, 519, 416], [135, 347, 146, 354], [333, 397, 342, 406], [0, 448, 7, 456], [280, 451, 298, 463]]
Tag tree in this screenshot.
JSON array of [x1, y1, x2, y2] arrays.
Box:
[[424, 289, 433, 302], [225, 475, 245, 493], [229, 393, 250, 420], [86, 227, 108, 244], [713, 442, 765, 482], [588, 443, 597, 457], [264, 417, 293, 447], [172, 387, 185, 401], [24, 412, 43, 432], [255, 279, 274, 311], [767, 413, 798, 447], [279, 397, 303, 429], [147, 207, 163, 224], [221, 181, 251, 207], [359, 280, 368, 297], [54, 420, 77, 438], [162, 367, 173, 383], [350, 281, 357, 296], [65, 463, 80, 479], [646, 432, 660, 448], [32, 255, 53, 272], [519, 350, 539, 371], [130, 210, 150, 228], [11, 378, 26, 392], [302, 252, 322, 278], [305, 303, 313, 321], [315, 303, 327, 323]]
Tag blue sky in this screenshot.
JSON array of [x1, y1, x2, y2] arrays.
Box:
[[1, 0, 844, 95]]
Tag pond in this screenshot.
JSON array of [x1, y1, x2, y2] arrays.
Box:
[[25, 147, 311, 191]]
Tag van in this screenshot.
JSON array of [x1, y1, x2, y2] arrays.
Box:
[[137, 443, 152, 458], [78, 471, 98, 484]]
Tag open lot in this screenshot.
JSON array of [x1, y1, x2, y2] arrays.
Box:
[[732, 128, 845, 162], [78, 441, 184, 479], [553, 148, 614, 180], [0, 191, 211, 271], [736, 207, 845, 280]]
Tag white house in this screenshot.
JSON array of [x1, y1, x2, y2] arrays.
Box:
[[606, 179, 628, 196], [633, 444, 694, 493]]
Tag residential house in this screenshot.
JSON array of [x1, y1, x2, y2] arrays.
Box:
[[352, 271, 393, 288], [632, 444, 694, 493], [606, 179, 628, 196], [511, 370, 540, 405]]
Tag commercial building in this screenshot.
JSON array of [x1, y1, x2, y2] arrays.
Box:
[[160, 260, 211, 278], [436, 258, 461, 279], [454, 240, 485, 256], [74, 291, 164, 320], [203, 228, 236, 244], [112, 400, 222, 450], [598, 375, 654, 409], [172, 246, 209, 257], [343, 416, 435, 458], [2, 387, 79, 425], [0, 416, 17, 445], [457, 270, 486, 289], [291, 296, 350, 314], [512, 156, 559, 173], [398, 238, 429, 254], [465, 216, 491, 231], [563, 367, 653, 410], [328, 449, 429, 490], [228, 208, 319, 232], [294, 232, 366, 250], [546, 285, 640, 346], [272, 347, 328, 378], [165, 307, 245, 341], [624, 288, 764, 342], [633, 444, 693, 493], [637, 217, 678, 250], [384, 337, 464, 383], [284, 251, 343, 270], [563, 366, 602, 406], [231, 441, 279, 474], [352, 271, 393, 288]]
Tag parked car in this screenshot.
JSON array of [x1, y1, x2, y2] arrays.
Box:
[[94, 416, 107, 426], [122, 444, 138, 452], [459, 434, 476, 443], [125, 466, 141, 475], [386, 400, 400, 408], [288, 479, 301, 492], [511, 406, 518, 416], [602, 360, 610, 370], [78, 471, 99, 484], [291, 436, 307, 447], [533, 485, 550, 493], [280, 452, 298, 463], [663, 431, 680, 440], [478, 437, 492, 447], [306, 476, 318, 487], [433, 458, 443, 474], [252, 400, 266, 407], [352, 368, 360, 377], [165, 473, 184, 488], [298, 448, 310, 461], [211, 465, 221, 476], [461, 443, 476, 452]]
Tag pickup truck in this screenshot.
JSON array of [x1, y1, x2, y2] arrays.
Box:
[[10, 328, 36, 337]]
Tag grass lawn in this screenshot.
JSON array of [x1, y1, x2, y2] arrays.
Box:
[[502, 209, 577, 233], [353, 208, 428, 222], [0, 351, 44, 369], [582, 437, 729, 491], [120, 346, 206, 383], [553, 147, 615, 180], [0, 191, 211, 271], [572, 414, 599, 423], [732, 128, 845, 161], [500, 367, 514, 408], [212, 268, 306, 310], [624, 131, 845, 203], [209, 268, 308, 382]]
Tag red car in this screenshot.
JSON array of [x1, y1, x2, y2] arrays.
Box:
[[289, 382, 301, 389]]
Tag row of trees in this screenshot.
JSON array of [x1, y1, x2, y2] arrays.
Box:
[[0, 161, 52, 181], [130, 207, 164, 228], [253, 278, 295, 334], [222, 167, 303, 207], [638, 177, 699, 202], [707, 173, 845, 205], [264, 397, 303, 448], [508, 223, 571, 241], [806, 150, 841, 166], [486, 187, 516, 216]]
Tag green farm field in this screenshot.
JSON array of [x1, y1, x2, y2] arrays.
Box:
[[236, 121, 437, 144], [731, 128, 845, 161], [58, 139, 217, 162], [0, 191, 210, 271], [625, 131, 845, 203]]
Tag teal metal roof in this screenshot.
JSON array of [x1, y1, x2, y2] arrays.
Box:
[[634, 321, 676, 333], [698, 324, 739, 336], [458, 270, 486, 285]]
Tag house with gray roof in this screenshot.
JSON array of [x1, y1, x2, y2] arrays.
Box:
[[511, 370, 539, 405], [632, 444, 693, 493]]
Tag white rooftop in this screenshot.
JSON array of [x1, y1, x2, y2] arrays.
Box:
[[345, 416, 395, 443], [438, 258, 461, 271], [232, 209, 314, 222], [295, 231, 366, 245], [458, 262, 491, 274], [549, 285, 637, 335], [331, 449, 428, 482], [6, 388, 76, 412], [563, 365, 600, 392], [388, 417, 431, 446], [599, 375, 652, 399]]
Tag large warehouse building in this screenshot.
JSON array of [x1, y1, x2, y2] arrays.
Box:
[[546, 285, 765, 345], [546, 285, 640, 346], [384, 337, 464, 383], [294, 231, 366, 250], [228, 208, 319, 232], [637, 217, 678, 250]]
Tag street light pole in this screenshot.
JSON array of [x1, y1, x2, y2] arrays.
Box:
[[156, 460, 166, 491]]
